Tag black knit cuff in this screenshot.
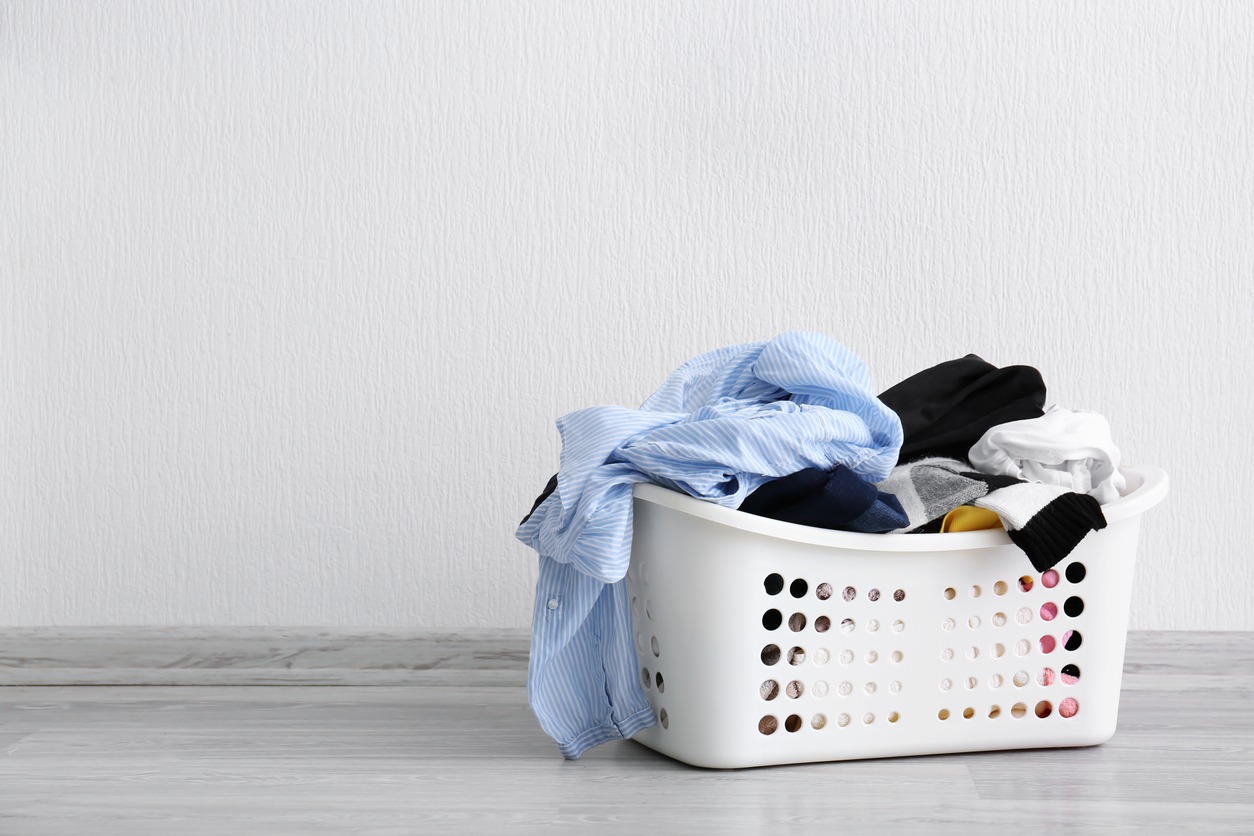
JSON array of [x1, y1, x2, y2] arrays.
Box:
[[1006, 492, 1108, 572]]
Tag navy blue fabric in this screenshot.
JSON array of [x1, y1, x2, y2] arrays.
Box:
[[739, 466, 908, 533]]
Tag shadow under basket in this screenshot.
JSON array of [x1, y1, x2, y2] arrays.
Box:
[[626, 465, 1169, 769]]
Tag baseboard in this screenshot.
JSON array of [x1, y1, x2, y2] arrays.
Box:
[[0, 627, 530, 686]]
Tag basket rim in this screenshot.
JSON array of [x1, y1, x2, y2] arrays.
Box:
[[632, 465, 1168, 552]]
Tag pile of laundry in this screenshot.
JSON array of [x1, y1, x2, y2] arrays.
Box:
[[516, 332, 1124, 758]]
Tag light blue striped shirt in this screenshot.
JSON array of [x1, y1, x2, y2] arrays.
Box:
[[517, 332, 903, 758]]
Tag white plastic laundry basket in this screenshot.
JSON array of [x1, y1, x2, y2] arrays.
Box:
[[626, 465, 1168, 769]]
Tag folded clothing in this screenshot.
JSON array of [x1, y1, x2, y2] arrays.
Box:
[[878, 355, 1047, 462], [877, 457, 1107, 571], [969, 405, 1126, 504], [739, 466, 908, 533], [516, 332, 903, 759]]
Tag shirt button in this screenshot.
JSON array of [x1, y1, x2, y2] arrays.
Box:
[[547, 598, 559, 610]]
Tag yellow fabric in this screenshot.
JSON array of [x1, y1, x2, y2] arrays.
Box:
[[940, 505, 1003, 533]]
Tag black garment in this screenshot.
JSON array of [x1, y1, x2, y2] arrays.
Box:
[[878, 355, 1047, 462], [1007, 492, 1107, 573], [521, 473, 558, 526]]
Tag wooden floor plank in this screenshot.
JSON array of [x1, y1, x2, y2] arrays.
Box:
[[0, 631, 1251, 833]]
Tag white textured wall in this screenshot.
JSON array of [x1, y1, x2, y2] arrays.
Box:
[[1, 1, 1250, 629]]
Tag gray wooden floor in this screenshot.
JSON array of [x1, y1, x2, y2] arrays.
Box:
[[1, 632, 1252, 834]]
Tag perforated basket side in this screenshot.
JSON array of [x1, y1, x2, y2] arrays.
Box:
[[627, 467, 1165, 769]]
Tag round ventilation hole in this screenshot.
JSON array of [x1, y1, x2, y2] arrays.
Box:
[[651, 636, 660, 657], [787, 646, 806, 665], [868, 588, 881, 602], [962, 707, 975, 719], [888, 711, 899, 724], [993, 581, 1008, 595], [843, 586, 856, 602], [641, 668, 651, 689], [790, 579, 808, 598], [815, 615, 831, 633], [1011, 702, 1027, 718], [1063, 630, 1083, 651], [655, 672, 665, 693], [944, 587, 956, 600], [762, 609, 783, 630], [841, 618, 855, 633], [789, 612, 806, 632], [814, 648, 830, 665], [1059, 697, 1079, 718], [786, 680, 804, 699], [1035, 700, 1052, 719], [1040, 602, 1058, 621], [1019, 576, 1034, 593], [969, 585, 982, 598], [894, 589, 906, 602], [816, 582, 833, 600], [1064, 597, 1085, 617], [759, 715, 778, 735], [764, 574, 785, 595], [1041, 569, 1060, 589], [938, 708, 951, 720], [813, 680, 829, 698], [761, 644, 781, 665], [785, 714, 802, 733], [837, 713, 851, 727], [659, 708, 669, 728], [1040, 635, 1056, 654], [811, 713, 828, 730], [1038, 667, 1055, 686], [760, 680, 779, 701], [1061, 664, 1081, 684], [1066, 562, 1087, 583], [988, 705, 1001, 719]]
